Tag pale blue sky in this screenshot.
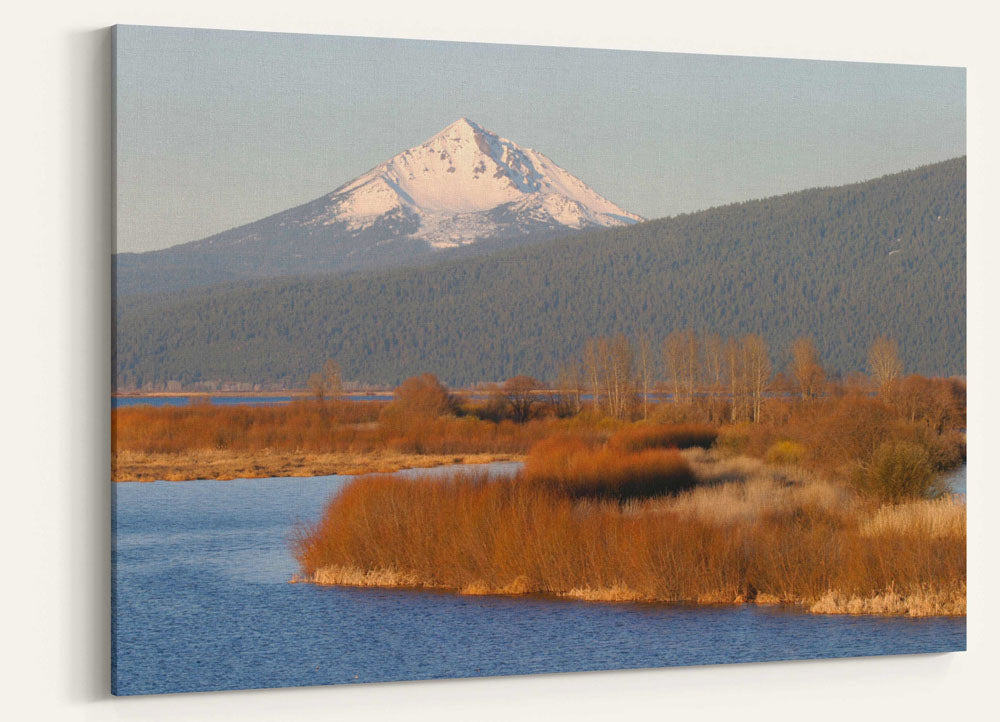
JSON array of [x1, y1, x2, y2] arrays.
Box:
[[114, 25, 966, 253]]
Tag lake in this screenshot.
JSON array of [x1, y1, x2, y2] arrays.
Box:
[[111, 462, 966, 696]]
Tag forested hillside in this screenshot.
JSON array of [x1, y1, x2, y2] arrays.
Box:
[[115, 157, 966, 388]]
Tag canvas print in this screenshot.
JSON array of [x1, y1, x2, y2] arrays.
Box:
[[111, 25, 967, 696]]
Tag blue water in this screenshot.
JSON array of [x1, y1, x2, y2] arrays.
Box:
[[945, 465, 967, 496], [111, 463, 966, 696]]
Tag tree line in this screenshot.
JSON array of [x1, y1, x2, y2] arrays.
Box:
[[538, 331, 909, 422], [304, 330, 921, 426]]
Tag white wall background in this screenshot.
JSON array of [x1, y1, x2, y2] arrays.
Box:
[[1, 1, 996, 719]]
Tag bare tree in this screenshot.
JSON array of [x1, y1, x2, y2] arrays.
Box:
[[724, 337, 744, 422], [741, 335, 771, 423], [663, 329, 699, 405], [501, 376, 541, 423], [637, 332, 654, 420], [868, 336, 903, 398], [583, 338, 602, 413], [663, 332, 683, 404], [702, 332, 725, 421], [308, 359, 343, 402], [604, 334, 636, 420], [703, 333, 724, 397], [791, 337, 825, 400], [582, 334, 637, 420], [307, 374, 325, 401], [556, 361, 584, 416], [598, 337, 614, 416], [683, 329, 701, 404]]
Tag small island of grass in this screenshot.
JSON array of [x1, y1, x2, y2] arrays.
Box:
[[293, 421, 965, 617]]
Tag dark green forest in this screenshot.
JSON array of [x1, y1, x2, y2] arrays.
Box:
[[115, 157, 966, 388]]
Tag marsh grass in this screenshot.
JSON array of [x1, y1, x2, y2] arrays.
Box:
[[608, 424, 718, 453], [113, 388, 964, 493], [522, 436, 697, 502], [294, 451, 965, 616], [859, 496, 966, 540], [113, 400, 627, 457], [809, 584, 966, 616]]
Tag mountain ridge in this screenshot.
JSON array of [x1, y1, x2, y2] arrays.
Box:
[[115, 157, 966, 388]]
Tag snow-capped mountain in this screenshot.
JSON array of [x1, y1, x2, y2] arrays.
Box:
[[313, 117, 642, 248], [115, 119, 642, 295]]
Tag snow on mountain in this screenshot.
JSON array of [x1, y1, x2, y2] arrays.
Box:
[[307, 117, 642, 248], [115, 118, 643, 296]]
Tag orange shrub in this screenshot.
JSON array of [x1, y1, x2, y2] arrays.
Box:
[[796, 395, 895, 471], [523, 435, 696, 502], [294, 469, 965, 609], [608, 423, 717, 452], [715, 421, 778, 459], [112, 399, 386, 454], [113, 399, 611, 457], [896, 375, 966, 432]]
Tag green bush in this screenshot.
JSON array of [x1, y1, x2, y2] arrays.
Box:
[[855, 441, 945, 502]]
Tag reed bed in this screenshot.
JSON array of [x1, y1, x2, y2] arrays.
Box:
[[809, 584, 966, 616], [113, 390, 964, 496], [608, 423, 718, 452], [113, 401, 384, 453], [859, 496, 966, 540], [113, 401, 575, 456], [522, 436, 696, 501], [294, 455, 965, 616]]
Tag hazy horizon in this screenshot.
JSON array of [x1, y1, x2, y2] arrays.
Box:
[[115, 25, 966, 254]]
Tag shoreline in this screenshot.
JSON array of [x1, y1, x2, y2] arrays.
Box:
[[293, 566, 966, 618], [111, 390, 388, 399], [112, 449, 524, 481]]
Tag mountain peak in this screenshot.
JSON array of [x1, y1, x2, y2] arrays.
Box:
[[425, 116, 491, 151], [441, 116, 482, 134], [325, 119, 642, 247]]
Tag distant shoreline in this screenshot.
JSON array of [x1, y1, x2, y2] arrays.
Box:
[[113, 391, 304, 399], [111, 390, 391, 399], [110, 390, 509, 399]]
